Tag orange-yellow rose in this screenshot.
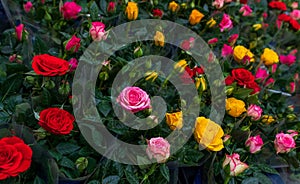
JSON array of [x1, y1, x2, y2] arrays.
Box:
[[168, 1, 180, 12], [154, 31, 165, 47], [226, 97, 246, 117], [165, 111, 183, 130], [125, 2, 138, 20], [189, 9, 204, 25], [260, 48, 279, 66], [233, 45, 255, 63]]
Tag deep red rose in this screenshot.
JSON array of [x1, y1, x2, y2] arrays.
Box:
[[0, 136, 32, 180], [180, 66, 194, 84], [268, 1, 287, 11], [231, 68, 255, 86], [225, 75, 235, 85], [246, 81, 261, 94], [193, 66, 205, 76], [32, 54, 70, 76], [38, 108, 75, 135], [289, 19, 300, 31], [107, 2, 116, 13], [278, 14, 291, 22], [152, 8, 163, 18], [240, 0, 248, 4]]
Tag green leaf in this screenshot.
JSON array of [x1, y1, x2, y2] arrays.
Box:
[[41, 88, 52, 107], [0, 111, 10, 124], [253, 173, 272, 184], [125, 166, 139, 184], [257, 164, 279, 175], [88, 181, 101, 184], [137, 156, 150, 169], [97, 98, 111, 117], [102, 175, 120, 184], [59, 157, 75, 169], [233, 88, 253, 100], [1, 46, 13, 54], [160, 164, 170, 182], [56, 143, 80, 155], [241, 177, 259, 184], [33, 176, 46, 184], [90, 2, 100, 21]]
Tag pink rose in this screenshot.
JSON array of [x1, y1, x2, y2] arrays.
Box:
[[221, 44, 233, 57], [69, 58, 78, 72], [89, 22, 107, 41], [291, 2, 298, 9], [222, 153, 249, 176], [15, 24, 24, 41], [294, 73, 299, 81], [247, 104, 263, 121], [245, 135, 264, 153], [290, 10, 300, 20], [289, 49, 298, 55], [271, 64, 277, 73], [287, 130, 298, 137], [228, 34, 239, 45], [107, 2, 116, 13], [181, 37, 195, 50], [255, 68, 269, 82], [263, 12, 268, 19], [65, 35, 81, 53], [212, 0, 224, 9], [60, 2, 82, 20], [264, 78, 275, 87], [24, 1, 33, 13], [289, 81, 296, 93], [40, 0, 45, 4], [274, 133, 296, 154], [280, 54, 296, 66], [117, 87, 151, 113], [239, 5, 252, 16], [146, 137, 170, 163], [219, 13, 233, 32], [208, 38, 218, 45]]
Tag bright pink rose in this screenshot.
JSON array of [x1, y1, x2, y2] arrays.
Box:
[[274, 133, 296, 154], [90, 22, 107, 41], [287, 130, 298, 137], [245, 135, 264, 153], [247, 104, 263, 121], [289, 81, 296, 93], [271, 64, 278, 73], [107, 2, 116, 13], [60, 2, 82, 20], [280, 54, 296, 66], [146, 137, 170, 163], [212, 0, 224, 9], [208, 38, 218, 45], [65, 35, 80, 53], [219, 13, 233, 32], [264, 78, 275, 87], [221, 44, 233, 57], [69, 58, 78, 72], [239, 5, 252, 16], [255, 68, 269, 82], [263, 12, 268, 19], [15, 24, 24, 41], [23, 1, 33, 13], [117, 87, 151, 113], [291, 2, 298, 9], [290, 10, 300, 20], [222, 153, 249, 176], [228, 34, 239, 45], [294, 73, 299, 81], [290, 49, 298, 55]]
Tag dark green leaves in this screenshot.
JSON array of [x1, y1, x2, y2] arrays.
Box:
[[56, 143, 80, 155]]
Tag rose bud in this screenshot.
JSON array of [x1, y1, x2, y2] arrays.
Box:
[[165, 111, 183, 130], [89, 22, 107, 41], [245, 135, 264, 153], [65, 35, 81, 53], [107, 2, 116, 13], [222, 153, 249, 176]]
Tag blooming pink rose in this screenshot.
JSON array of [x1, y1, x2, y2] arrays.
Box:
[[239, 5, 252, 16], [69, 58, 78, 72], [212, 0, 224, 9], [255, 68, 269, 82], [60, 2, 82, 20], [15, 24, 24, 41], [222, 153, 249, 176], [264, 78, 275, 87], [208, 38, 218, 45], [280, 54, 296, 66], [221, 44, 233, 57], [65, 35, 81, 53], [117, 87, 151, 113], [247, 104, 263, 121], [146, 137, 170, 163], [245, 135, 264, 153], [271, 64, 277, 73], [23, 1, 33, 13], [219, 13, 233, 32], [274, 133, 296, 154], [290, 10, 300, 20], [228, 34, 239, 45], [291, 2, 298, 9], [107, 2, 116, 13], [289, 81, 296, 93], [89, 22, 107, 41]]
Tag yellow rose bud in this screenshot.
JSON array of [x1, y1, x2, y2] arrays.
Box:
[[260, 48, 279, 66], [261, 115, 275, 124], [174, 59, 187, 72], [206, 18, 216, 28], [195, 77, 207, 91], [189, 9, 204, 26], [253, 24, 262, 31], [154, 31, 165, 47], [194, 117, 224, 151], [226, 97, 246, 117], [125, 2, 138, 20], [168, 1, 180, 12], [233, 45, 255, 63], [165, 111, 183, 130], [145, 71, 158, 82]]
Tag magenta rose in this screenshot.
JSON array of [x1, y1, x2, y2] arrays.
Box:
[[65, 35, 81, 53], [117, 87, 151, 113], [280, 54, 296, 66], [69, 58, 78, 72], [89, 22, 107, 41], [23, 1, 33, 13], [247, 104, 263, 121], [274, 132, 296, 154], [221, 44, 233, 57], [219, 13, 233, 32], [146, 137, 170, 163], [15, 24, 24, 41], [245, 135, 263, 153], [255, 68, 269, 82], [239, 5, 252, 16], [60, 2, 82, 20]]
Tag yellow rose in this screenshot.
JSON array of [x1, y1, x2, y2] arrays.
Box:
[[253, 24, 262, 31], [174, 60, 187, 72], [125, 2, 138, 20], [226, 97, 246, 117], [165, 111, 183, 130], [194, 117, 224, 151], [260, 48, 279, 66], [168, 1, 180, 12], [195, 77, 207, 91], [261, 115, 275, 124], [206, 18, 216, 28], [145, 71, 158, 82], [233, 45, 255, 63], [189, 9, 204, 26], [154, 31, 165, 47]]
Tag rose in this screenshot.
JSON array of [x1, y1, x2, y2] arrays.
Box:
[[125, 2, 138, 20], [69, 58, 78, 72], [268, 1, 287, 11], [181, 37, 195, 50], [255, 68, 269, 82], [222, 153, 249, 176], [32, 54, 70, 76], [239, 5, 252, 16], [154, 31, 165, 47], [117, 87, 151, 113], [152, 8, 163, 18], [168, 1, 180, 12], [206, 18, 216, 27], [233, 45, 254, 63], [280, 54, 296, 66], [228, 34, 239, 45], [264, 78, 275, 87], [221, 44, 233, 57], [15, 24, 24, 41], [194, 117, 224, 151], [231, 68, 255, 86], [247, 104, 263, 121], [212, 0, 224, 9], [208, 38, 218, 45], [219, 13, 233, 32], [245, 135, 264, 153], [290, 10, 300, 20], [146, 137, 170, 163], [65, 35, 80, 53], [225, 75, 235, 85], [0, 136, 32, 180], [23, 1, 33, 13], [226, 97, 246, 117], [89, 22, 106, 41], [189, 9, 204, 25], [107, 2, 116, 13], [38, 107, 75, 135], [260, 48, 279, 66], [291, 2, 298, 9], [289, 81, 296, 93], [165, 111, 183, 130], [60, 2, 82, 20], [290, 19, 300, 31], [246, 81, 261, 94], [274, 133, 296, 154]]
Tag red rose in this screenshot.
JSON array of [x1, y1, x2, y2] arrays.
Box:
[[268, 1, 287, 11], [225, 75, 235, 85], [240, 0, 248, 4], [0, 136, 32, 180], [231, 68, 255, 86], [65, 35, 81, 53], [38, 108, 75, 135], [246, 81, 261, 94], [289, 19, 300, 31], [180, 66, 194, 84], [60, 2, 82, 20], [278, 14, 291, 22], [32, 54, 70, 76], [152, 8, 163, 18], [193, 66, 204, 76]]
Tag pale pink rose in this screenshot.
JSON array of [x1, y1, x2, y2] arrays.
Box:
[[223, 134, 231, 143], [290, 10, 300, 20], [208, 38, 218, 45], [221, 44, 233, 57], [294, 73, 299, 81], [274, 133, 296, 154], [239, 5, 252, 16], [289, 81, 296, 93], [146, 137, 170, 163], [89, 22, 107, 41], [287, 130, 298, 137], [15, 24, 24, 41], [245, 135, 264, 153], [60, 2, 82, 20], [219, 13, 233, 32], [271, 64, 277, 73], [65, 35, 81, 53], [280, 54, 296, 66], [181, 37, 195, 50], [255, 68, 269, 82], [264, 78, 275, 87], [222, 153, 249, 176], [291, 2, 298, 9], [228, 34, 239, 45], [24, 1, 33, 13], [247, 104, 263, 121], [212, 0, 224, 9], [117, 87, 151, 113], [69, 58, 78, 72]]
